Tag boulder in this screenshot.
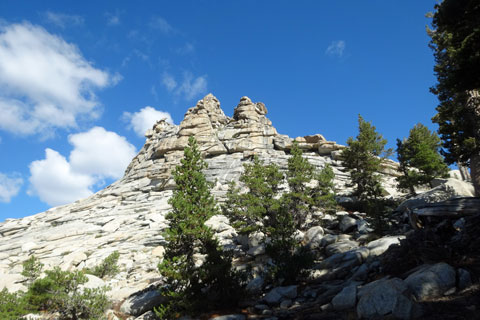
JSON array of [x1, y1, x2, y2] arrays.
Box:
[[339, 215, 357, 233], [397, 178, 475, 212], [366, 236, 404, 257], [120, 287, 166, 316], [304, 226, 324, 249], [331, 284, 357, 310], [404, 263, 456, 300], [264, 285, 297, 305], [325, 240, 359, 256], [357, 278, 421, 320]]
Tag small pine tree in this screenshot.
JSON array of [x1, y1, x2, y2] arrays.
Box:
[[396, 123, 449, 195], [343, 115, 392, 202], [315, 163, 337, 213], [224, 155, 313, 285], [222, 156, 283, 233], [284, 142, 317, 228], [158, 136, 242, 318], [21, 255, 44, 286], [86, 251, 120, 279]]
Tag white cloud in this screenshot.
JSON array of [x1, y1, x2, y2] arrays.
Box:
[[28, 127, 137, 206], [177, 72, 207, 100], [29, 149, 94, 206], [149, 17, 175, 35], [0, 23, 115, 137], [44, 11, 84, 28], [123, 106, 173, 137], [0, 172, 22, 203], [162, 73, 178, 91], [106, 13, 120, 26], [69, 127, 137, 178], [161, 72, 207, 100], [175, 42, 195, 55], [325, 40, 346, 57]]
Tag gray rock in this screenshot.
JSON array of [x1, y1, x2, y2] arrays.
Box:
[[457, 268, 472, 290], [396, 178, 475, 212], [120, 289, 165, 316], [332, 284, 357, 310], [210, 315, 246, 320], [404, 263, 456, 300], [325, 240, 359, 256], [134, 311, 158, 320], [246, 276, 264, 292], [357, 278, 420, 320], [264, 285, 297, 305], [339, 215, 357, 233], [304, 226, 324, 249], [366, 236, 404, 257], [279, 299, 292, 309]]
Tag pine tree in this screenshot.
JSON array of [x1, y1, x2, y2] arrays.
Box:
[[428, 0, 480, 195], [342, 115, 392, 203], [396, 123, 449, 195], [284, 142, 316, 228], [315, 163, 336, 213], [158, 137, 242, 317], [222, 156, 283, 233], [224, 155, 314, 285]]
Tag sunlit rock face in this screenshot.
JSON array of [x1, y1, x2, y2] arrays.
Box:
[[0, 94, 400, 306]]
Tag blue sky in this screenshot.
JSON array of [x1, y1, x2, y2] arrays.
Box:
[[0, 1, 439, 221]]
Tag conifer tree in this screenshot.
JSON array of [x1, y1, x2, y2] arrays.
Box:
[[396, 123, 449, 194], [315, 163, 336, 213], [222, 156, 283, 233], [284, 142, 316, 228], [158, 137, 242, 318], [342, 115, 392, 203]]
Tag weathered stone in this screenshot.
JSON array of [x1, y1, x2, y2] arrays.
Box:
[[367, 236, 404, 257], [264, 285, 297, 305], [339, 215, 357, 233], [304, 226, 324, 249], [120, 288, 166, 316], [332, 284, 357, 311], [210, 315, 246, 320], [357, 278, 420, 320], [404, 263, 456, 301]]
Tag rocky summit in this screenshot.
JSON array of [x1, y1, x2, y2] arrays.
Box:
[[1, 94, 477, 320]]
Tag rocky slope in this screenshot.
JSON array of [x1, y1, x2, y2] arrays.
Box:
[[2, 94, 476, 320]]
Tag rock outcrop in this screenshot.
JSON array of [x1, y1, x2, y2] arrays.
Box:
[[0, 94, 412, 319]]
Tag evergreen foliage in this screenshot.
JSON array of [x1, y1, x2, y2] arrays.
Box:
[[223, 151, 335, 285], [86, 251, 120, 279], [21, 255, 44, 286], [0, 289, 32, 320], [315, 163, 337, 213], [342, 115, 391, 202], [26, 267, 108, 320], [157, 136, 243, 318], [428, 0, 480, 195], [222, 156, 283, 233], [284, 142, 317, 228], [396, 123, 449, 194]]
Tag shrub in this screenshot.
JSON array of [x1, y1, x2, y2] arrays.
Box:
[[86, 251, 120, 279], [26, 267, 109, 320], [0, 288, 31, 320], [21, 255, 43, 285]]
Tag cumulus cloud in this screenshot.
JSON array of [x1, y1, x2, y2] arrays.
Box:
[[149, 17, 175, 35], [28, 127, 137, 206], [106, 13, 120, 26], [161, 72, 207, 100], [0, 172, 22, 203], [0, 23, 115, 137], [69, 127, 137, 178], [29, 149, 94, 206], [325, 40, 346, 57], [44, 11, 84, 28], [123, 106, 173, 137]]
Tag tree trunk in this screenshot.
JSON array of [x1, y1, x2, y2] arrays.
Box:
[[470, 152, 480, 197]]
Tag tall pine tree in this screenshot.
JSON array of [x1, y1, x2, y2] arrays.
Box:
[[396, 123, 449, 195], [157, 137, 242, 318], [343, 115, 391, 202]]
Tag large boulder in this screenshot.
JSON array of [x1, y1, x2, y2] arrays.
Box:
[[397, 179, 475, 212], [357, 278, 421, 319], [404, 263, 456, 301]]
